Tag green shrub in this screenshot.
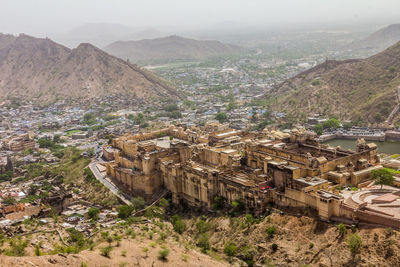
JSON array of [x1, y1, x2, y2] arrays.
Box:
[[271, 243, 278, 252], [196, 219, 211, 234], [266, 226, 276, 238], [244, 214, 254, 227], [240, 245, 256, 266], [66, 228, 88, 250], [231, 199, 245, 213], [338, 223, 346, 236], [100, 245, 113, 258], [4, 238, 28, 256], [34, 243, 42, 256], [312, 124, 323, 136], [171, 215, 186, 234], [159, 232, 167, 241], [158, 248, 170, 261], [311, 79, 320, 86], [224, 242, 238, 257], [197, 234, 210, 253], [2, 196, 16, 205], [88, 207, 100, 220], [212, 196, 225, 209], [347, 234, 362, 258]]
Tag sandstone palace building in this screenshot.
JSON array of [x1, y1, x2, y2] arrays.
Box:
[[104, 126, 400, 228]]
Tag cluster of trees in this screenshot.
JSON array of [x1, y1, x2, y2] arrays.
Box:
[[37, 134, 62, 149], [82, 113, 97, 125], [158, 103, 182, 119], [312, 118, 341, 135]]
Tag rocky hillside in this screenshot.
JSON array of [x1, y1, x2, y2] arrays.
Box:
[[0, 33, 177, 105], [2, 213, 399, 267], [104, 35, 243, 64], [352, 24, 400, 51], [271, 41, 400, 125]]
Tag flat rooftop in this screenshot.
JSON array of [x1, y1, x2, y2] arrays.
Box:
[[297, 177, 328, 187]]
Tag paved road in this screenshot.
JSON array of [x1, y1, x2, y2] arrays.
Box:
[[88, 161, 131, 205]]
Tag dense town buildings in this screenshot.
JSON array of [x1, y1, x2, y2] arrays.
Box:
[[1, 133, 35, 151], [105, 126, 400, 228]]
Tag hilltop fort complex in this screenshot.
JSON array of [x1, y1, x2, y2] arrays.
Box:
[[104, 126, 400, 228]]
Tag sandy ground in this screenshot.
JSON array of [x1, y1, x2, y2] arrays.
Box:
[[0, 239, 228, 267]]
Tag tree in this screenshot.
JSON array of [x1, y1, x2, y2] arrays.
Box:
[[313, 124, 323, 136], [117, 205, 134, 219], [323, 118, 340, 129], [215, 112, 227, 123], [371, 169, 394, 189], [88, 207, 100, 220], [347, 234, 362, 258], [131, 197, 145, 211]]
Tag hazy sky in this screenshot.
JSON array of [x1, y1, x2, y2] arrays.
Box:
[[1, 0, 399, 35]]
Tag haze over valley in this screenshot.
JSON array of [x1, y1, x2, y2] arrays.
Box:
[[1, 1, 400, 267]]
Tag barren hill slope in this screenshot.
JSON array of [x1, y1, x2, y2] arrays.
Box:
[[271, 41, 400, 125], [0, 33, 177, 105], [104, 35, 243, 63]]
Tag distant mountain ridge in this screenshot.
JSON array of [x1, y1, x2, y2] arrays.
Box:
[[351, 23, 400, 51], [271, 41, 400, 125], [0, 33, 177, 105], [51, 23, 167, 48], [104, 35, 243, 64]]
